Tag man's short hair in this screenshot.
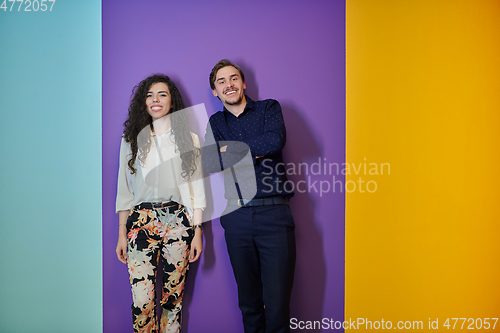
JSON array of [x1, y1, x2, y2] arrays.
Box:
[[209, 59, 246, 90]]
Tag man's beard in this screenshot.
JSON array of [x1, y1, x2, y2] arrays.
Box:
[[224, 93, 243, 106]]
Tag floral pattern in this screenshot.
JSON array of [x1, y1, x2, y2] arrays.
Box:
[[126, 203, 193, 333]]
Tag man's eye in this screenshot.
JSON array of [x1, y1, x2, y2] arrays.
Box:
[[219, 81, 224, 85]]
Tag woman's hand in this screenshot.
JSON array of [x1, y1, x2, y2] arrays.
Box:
[[116, 210, 130, 264], [189, 227, 203, 263], [116, 233, 128, 264]]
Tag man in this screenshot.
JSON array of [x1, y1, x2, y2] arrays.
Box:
[[202, 59, 296, 333]]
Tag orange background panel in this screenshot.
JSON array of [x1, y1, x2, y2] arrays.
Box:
[[346, 0, 500, 329]]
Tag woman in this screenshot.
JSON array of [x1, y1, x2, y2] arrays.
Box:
[[115, 74, 205, 333]]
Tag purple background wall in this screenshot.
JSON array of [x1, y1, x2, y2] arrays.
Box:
[[102, 1, 345, 332]]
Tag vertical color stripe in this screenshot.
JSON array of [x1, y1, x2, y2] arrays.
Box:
[[0, 1, 102, 332], [347, 0, 500, 328], [102, 1, 345, 331]]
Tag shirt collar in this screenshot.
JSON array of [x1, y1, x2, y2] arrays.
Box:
[[151, 127, 172, 137]]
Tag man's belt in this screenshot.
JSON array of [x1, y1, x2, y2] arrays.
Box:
[[228, 197, 289, 207]]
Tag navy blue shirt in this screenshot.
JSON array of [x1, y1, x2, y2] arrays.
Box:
[[202, 96, 294, 200]]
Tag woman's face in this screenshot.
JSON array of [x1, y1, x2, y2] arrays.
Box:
[[145, 82, 172, 120]]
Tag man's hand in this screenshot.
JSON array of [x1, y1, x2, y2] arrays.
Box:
[[219, 145, 227, 152]]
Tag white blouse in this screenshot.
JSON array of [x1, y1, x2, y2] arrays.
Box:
[[115, 128, 206, 219]]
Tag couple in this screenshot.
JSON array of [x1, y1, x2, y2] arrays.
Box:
[[115, 60, 296, 333]]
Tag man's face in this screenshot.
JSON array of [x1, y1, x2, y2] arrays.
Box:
[[212, 66, 246, 106]]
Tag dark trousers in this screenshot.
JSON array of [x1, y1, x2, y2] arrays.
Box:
[[220, 204, 296, 333]]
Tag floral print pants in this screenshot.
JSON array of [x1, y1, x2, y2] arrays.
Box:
[[126, 202, 193, 333]]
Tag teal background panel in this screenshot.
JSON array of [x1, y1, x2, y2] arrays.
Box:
[[0, 1, 102, 332]]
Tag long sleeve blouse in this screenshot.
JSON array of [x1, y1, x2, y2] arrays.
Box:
[[116, 129, 206, 220]]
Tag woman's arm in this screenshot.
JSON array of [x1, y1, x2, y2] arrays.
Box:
[[116, 210, 130, 264], [189, 208, 203, 263]]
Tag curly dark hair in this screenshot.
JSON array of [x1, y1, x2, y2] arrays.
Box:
[[123, 74, 199, 179]]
